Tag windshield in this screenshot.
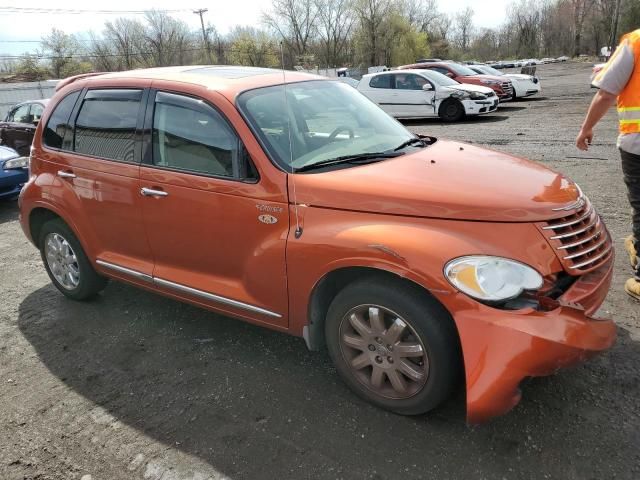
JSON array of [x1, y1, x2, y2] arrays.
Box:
[[419, 69, 460, 87], [474, 65, 504, 76], [448, 64, 481, 76], [238, 80, 415, 172]]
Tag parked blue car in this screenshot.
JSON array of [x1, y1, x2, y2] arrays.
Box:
[[0, 145, 28, 200]]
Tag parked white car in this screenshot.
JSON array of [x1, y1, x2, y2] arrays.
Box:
[[357, 69, 498, 122], [469, 64, 541, 99]]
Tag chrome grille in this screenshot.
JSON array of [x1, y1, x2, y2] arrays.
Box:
[[538, 197, 612, 274], [501, 81, 514, 96]]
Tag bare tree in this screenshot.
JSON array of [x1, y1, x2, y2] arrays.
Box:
[[41, 28, 81, 78], [571, 0, 595, 56], [315, 0, 355, 67], [262, 0, 319, 59], [454, 6, 474, 51], [403, 0, 439, 33], [103, 18, 146, 70], [353, 0, 393, 65], [142, 10, 193, 67]]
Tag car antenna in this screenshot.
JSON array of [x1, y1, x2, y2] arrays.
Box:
[[280, 41, 303, 239]]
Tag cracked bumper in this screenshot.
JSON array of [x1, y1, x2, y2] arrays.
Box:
[[450, 258, 616, 423]]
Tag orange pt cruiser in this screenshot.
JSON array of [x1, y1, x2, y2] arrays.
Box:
[[19, 67, 616, 423]]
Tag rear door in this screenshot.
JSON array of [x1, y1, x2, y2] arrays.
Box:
[[139, 86, 289, 327], [362, 74, 399, 115], [43, 85, 155, 279]]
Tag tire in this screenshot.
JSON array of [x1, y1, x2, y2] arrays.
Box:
[[325, 278, 461, 415], [39, 218, 107, 300], [438, 99, 465, 122]]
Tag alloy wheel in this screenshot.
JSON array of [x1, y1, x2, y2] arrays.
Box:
[[338, 305, 429, 400], [44, 232, 80, 290]]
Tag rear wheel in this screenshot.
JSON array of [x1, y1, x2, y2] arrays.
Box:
[[438, 99, 465, 122], [39, 218, 107, 300], [325, 278, 461, 415]]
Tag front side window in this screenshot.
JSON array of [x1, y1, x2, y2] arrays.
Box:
[[152, 92, 238, 178], [74, 89, 141, 162], [8, 104, 31, 123], [43, 91, 81, 150], [30, 103, 44, 123], [238, 80, 415, 172], [394, 74, 428, 90]]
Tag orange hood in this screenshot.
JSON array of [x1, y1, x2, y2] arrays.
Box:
[[290, 140, 579, 222]]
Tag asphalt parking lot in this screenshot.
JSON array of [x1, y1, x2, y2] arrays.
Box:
[[1, 62, 639, 480]]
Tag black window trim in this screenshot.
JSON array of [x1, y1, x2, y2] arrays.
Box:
[[141, 87, 259, 184], [59, 86, 148, 165]]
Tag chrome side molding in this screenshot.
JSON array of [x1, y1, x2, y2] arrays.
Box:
[[95, 258, 281, 318], [96, 259, 153, 283]]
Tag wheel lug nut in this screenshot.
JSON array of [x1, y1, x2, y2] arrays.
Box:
[[387, 344, 393, 351], [387, 356, 394, 363], [375, 356, 382, 364], [368, 344, 376, 351], [375, 337, 382, 344]]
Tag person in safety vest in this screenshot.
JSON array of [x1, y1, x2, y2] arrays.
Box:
[[577, 29, 640, 301]]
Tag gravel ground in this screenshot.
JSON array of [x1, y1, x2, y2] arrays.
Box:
[[1, 62, 638, 480]]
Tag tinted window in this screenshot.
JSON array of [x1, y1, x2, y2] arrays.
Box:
[[9, 104, 31, 123], [369, 74, 393, 89], [43, 91, 80, 149], [74, 89, 141, 162], [394, 74, 428, 90], [152, 92, 238, 178]]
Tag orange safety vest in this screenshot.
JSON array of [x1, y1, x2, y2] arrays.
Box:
[[617, 29, 640, 134]]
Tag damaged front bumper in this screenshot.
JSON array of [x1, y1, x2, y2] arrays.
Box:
[[449, 257, 616, 423]]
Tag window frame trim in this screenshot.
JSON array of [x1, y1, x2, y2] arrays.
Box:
[[141, 87, 258, 183], [66, 87, 147, 165]]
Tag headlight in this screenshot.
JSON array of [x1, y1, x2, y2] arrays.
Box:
[[469, 92, 487, 100], [480, 80, 499, 85], [3, 156, 29, 170], [444, 256, 543, 302]]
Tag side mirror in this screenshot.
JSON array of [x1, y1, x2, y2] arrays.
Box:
[[446, 72, 455, 78], [422, 84, 434, 91]]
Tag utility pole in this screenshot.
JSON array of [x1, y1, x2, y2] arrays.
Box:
[[193, 8, 213, 64]]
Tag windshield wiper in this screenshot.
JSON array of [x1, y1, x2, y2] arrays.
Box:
[[295, 152, 405, 173], [393, 134, 438, 152], [393, 137, 427, 151]]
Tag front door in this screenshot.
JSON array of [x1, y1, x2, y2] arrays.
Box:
[[139, 88, 289, 327], [1, 104, 34, 155], [392, 73, 436, 117]]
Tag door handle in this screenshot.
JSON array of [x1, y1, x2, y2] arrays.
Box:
[[140, 187, 168, 197], [57, 170, 76, 179]]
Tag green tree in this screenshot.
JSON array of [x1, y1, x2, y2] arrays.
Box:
[[41, 28, 82, 78], [227, 27, 279, 67]]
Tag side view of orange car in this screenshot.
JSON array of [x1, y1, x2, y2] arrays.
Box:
[[19, 67, 616, 423]]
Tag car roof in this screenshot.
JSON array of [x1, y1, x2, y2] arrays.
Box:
[[82, 66, 326, 101]]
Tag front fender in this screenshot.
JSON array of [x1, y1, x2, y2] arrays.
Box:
[[286, 205, 560, 338]]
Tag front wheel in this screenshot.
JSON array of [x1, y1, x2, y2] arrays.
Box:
[[438, 99, 465, 122], [39, 218, 107, 300], [325, 278, 461, 415]]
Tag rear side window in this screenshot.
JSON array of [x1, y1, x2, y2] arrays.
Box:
[[43, 91, 81, 149], [152, 91, 238, 178], [369, 74, 392, 89], [74, 89, 142, 162]]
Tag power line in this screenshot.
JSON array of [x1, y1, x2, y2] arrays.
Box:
[[0, 7, 193, 15]]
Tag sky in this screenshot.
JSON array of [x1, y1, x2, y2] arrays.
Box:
[[0, 0, 510, 56]]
